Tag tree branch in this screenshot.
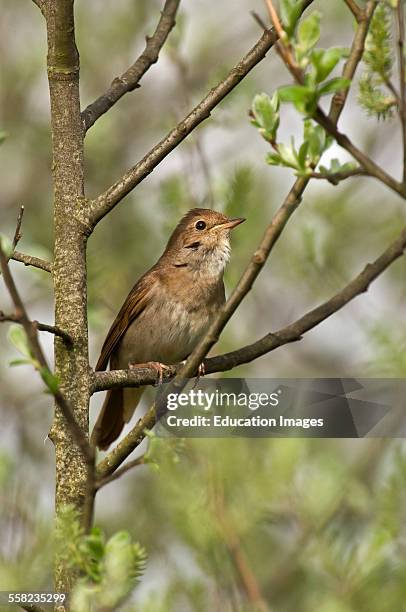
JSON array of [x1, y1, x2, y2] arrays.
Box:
[[265, 2, 402, 196], [212, 479, 269, 612], [314, 107, 405, 196], [0, 244, 93, 466], [96, 455, 145, 489], [12, 205, 24, 251], [11, 250, 52, 273], [307, 167, 368, 184], [89, 0, 316, 228], [396, 0, 406, 184], [0, 311, 73, 345], [344, 0, 363, 23], [81, 0, 181, 133], [94, 5, 375, 476], [96, 222, 406, 479]]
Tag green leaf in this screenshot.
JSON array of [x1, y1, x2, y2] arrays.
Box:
[[311, 47, 349, 83], [0, 234, 13, 259], [9, 358, 34, 367], [278, 141, 301, 169], [318, 77, 351, 96], [0, 131, 8, 145], [278, 84, 317, 115], [265, 152, 283, 166], [280, 0, 304, 37], [303, 120, 332, 163], [8, 325, 32, 359], [298, 140, 310, 169], [40, 367, 60, 394], [297, 12, 320, 53], [251, 92, 280, 141]]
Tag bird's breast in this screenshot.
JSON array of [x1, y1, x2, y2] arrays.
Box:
[[115, 279, 224, 368]]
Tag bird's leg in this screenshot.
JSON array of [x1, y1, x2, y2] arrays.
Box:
[[128, 361, 171, 385], [190, 360, 206, 389]]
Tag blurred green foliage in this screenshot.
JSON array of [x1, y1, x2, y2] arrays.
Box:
[[1, 0, 406, 610]]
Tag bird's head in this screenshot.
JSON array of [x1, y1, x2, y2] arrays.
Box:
[[162, 208, 245, 275]]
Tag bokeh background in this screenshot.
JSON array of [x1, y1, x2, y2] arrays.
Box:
[[1, 0, 406, 610]]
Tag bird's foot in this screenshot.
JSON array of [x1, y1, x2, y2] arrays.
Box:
[[192, 361, 206, 389], [128, 361, 171, 385]]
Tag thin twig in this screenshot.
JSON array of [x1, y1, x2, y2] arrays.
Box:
[[0, 311, 73, 345], [96, 456, 145, 489], [11, 250, 52, 273], [263, 2, 402, 196], [396, 0, 406, 184], [314, 107, 404, 196], [0, 245, 93, 466], [250, 10, 269, 31], [12, 205, 24, 251], [89, 0, 316, 227], [344, 0, 363, 22], [265, 0, 304, 82], [212, 477, 269, 612], [82, 0, 181, 132], [307, 168, 368, 184]]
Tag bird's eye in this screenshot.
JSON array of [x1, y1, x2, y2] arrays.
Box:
[[195, 220, 206, 230]]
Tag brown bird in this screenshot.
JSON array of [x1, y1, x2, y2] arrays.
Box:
[[92, 208, 245, 450]]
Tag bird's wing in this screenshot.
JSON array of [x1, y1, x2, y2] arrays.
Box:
[[95, 271, 155, 371]]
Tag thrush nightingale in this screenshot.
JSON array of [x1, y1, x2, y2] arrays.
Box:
[[92, 208, 245, 450]]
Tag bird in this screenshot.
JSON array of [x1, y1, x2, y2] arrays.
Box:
[[92, 208, 245, 450]]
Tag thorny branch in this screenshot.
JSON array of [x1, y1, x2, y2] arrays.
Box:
[[81, 0, 181, 132]]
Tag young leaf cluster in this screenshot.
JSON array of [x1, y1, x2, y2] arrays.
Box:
[[251, 92, 337, 176], [358, 2, 397, 119], [279, 9, 350, 115], [56, 506, 147, 610], [250, 6, 353, 178]]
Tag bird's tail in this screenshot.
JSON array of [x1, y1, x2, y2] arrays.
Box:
[[91, 387, 144, 450]]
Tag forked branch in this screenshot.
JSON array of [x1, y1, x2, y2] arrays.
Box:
[[0, 244, 93, 466], [82, 0, 181, 132]]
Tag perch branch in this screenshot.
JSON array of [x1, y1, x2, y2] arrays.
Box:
[[81, 0, 181, 132], [96, 223, 406, 479]]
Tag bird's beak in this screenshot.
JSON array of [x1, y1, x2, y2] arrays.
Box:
[[218, 217, 246, 230]]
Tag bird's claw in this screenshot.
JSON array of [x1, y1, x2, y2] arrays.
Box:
[[128, 361, 171, 386]]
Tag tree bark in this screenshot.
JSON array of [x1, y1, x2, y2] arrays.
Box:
[[44, 0, 91, 595]]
